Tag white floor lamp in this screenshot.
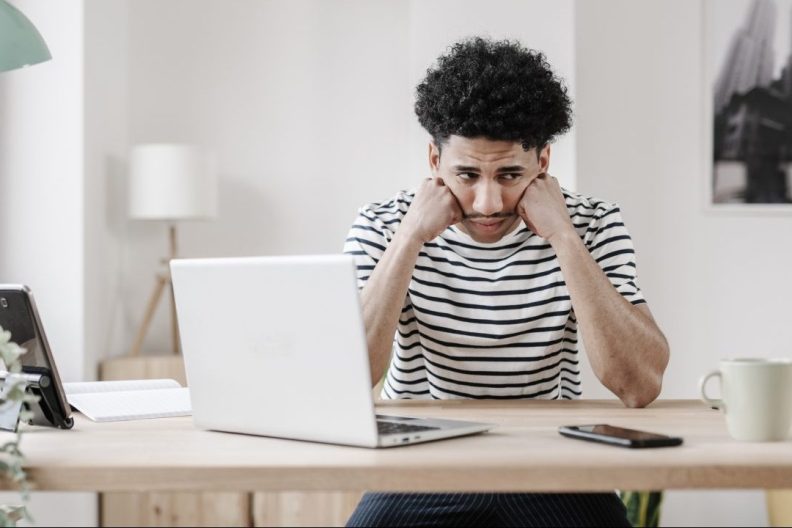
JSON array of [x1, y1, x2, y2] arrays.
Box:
[[128, 144, 217, 356]]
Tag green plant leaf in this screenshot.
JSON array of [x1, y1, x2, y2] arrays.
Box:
[[0, 326, 31, 519]]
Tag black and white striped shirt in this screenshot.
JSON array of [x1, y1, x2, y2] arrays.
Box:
[[343, 188, 645, 401]]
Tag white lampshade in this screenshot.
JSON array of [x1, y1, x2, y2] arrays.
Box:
[[128, 143, 217, 220]]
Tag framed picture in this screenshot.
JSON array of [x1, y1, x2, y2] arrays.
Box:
[[706, 0, 792, 211]]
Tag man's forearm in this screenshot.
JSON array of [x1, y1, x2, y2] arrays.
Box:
[[360, 230, 424, 386], [550, 230, 669, 408]]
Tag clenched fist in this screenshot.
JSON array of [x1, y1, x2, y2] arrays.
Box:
[[400, 177, 464, 244], [516, 173, 575, 243]]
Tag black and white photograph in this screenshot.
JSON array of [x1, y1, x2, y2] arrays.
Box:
[[710, 0, 792, 206]]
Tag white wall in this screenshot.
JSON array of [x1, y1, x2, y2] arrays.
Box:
[[122, 0, 576, 356], [575, 0, 779, 525]]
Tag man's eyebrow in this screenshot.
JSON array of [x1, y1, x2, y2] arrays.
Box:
[[451, 165, 481, 172], [450, 165, 526, 172], [496, 165, 526, 173]]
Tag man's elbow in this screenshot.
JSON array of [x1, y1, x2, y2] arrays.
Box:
[[604, 373, 661, 408], [622, 354, 668, 408], [621, 381, 662, 408]]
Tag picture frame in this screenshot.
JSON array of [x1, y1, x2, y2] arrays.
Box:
[[704, 0, 792, 212]]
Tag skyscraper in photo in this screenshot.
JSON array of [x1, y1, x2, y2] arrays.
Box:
[[714, 0, 777, 112]]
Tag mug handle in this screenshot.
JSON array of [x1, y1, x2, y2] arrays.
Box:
[[699, 370, 723, 410]]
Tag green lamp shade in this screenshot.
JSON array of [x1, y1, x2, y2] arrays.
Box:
[[0, 0, 51, 73]]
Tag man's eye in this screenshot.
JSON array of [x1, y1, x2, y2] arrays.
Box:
[[458, 173, 477, 181], [500, 173, 522, 181]]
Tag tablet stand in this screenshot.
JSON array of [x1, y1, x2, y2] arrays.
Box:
[[0, 368, 74, 432]]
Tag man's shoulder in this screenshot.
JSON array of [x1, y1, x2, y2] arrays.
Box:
[[561, 188, 619, 220], [357, 189, 415, 226]]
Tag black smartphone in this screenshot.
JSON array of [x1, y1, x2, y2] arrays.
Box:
[[558, 424, 683, 448], [0, 285, 73, 430]]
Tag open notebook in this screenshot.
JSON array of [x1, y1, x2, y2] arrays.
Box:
[[63, 379, 192, 422]]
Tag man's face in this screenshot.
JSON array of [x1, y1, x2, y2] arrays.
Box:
[[429, 135, 550, 243]]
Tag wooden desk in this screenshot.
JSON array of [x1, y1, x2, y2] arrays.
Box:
[[8, 400, 792, 493]]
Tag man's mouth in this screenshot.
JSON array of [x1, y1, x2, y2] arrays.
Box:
[[470, 219, 505, 231]]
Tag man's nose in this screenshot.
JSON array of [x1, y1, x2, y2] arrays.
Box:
[[472, 182, 503, 217]]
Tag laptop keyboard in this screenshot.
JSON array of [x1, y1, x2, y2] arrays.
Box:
[[377, 420, 440, 436]]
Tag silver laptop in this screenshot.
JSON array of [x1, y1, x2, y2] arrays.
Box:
[[170, 254, 491, 448]]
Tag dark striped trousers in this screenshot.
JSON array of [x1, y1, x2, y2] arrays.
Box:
[[346, 492, 631, 527]]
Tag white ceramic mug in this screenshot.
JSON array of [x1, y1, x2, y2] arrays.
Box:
[[700, 358, 792, 442]]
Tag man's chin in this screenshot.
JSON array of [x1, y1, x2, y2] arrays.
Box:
[[458, 217, 518, 243], [465, 231, 505, 243]]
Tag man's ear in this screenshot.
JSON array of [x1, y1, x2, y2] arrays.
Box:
[[428, 142, 441, 175], [538, 144, 551, 173]]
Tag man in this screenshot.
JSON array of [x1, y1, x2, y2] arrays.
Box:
[[343, 37, 669, 527]]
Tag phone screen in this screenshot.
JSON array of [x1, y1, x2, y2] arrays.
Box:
[[574, 424, 673, 441]]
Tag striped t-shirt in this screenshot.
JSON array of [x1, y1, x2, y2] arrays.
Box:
[[343, 188, 645, 401]]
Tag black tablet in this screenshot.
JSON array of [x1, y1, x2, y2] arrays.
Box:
[[0, 285, 73, 430]]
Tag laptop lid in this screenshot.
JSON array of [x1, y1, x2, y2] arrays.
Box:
[[170, 255, 379, 447]]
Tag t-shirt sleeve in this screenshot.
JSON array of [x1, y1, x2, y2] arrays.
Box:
[[343, 207, 392, 289], [583, 206, 645, 305]]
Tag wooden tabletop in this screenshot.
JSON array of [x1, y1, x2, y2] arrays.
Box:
[[6, 399, 792, 492]]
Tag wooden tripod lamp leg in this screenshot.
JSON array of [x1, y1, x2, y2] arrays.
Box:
[[129, 274, 169, 357]]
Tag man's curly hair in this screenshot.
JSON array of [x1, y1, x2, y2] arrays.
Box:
[[415, 37, 572, 153]]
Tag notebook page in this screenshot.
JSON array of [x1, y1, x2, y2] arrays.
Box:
[[67, 388, 191, 422], [63, 379, 181, 395]]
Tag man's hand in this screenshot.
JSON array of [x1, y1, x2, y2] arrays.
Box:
[[517, 173, 575, 244], [401, 177, 464, 244]]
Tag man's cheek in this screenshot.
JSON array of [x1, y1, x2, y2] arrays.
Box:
[[514, 184, 532, 206], [443, 181, 465, 204]]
